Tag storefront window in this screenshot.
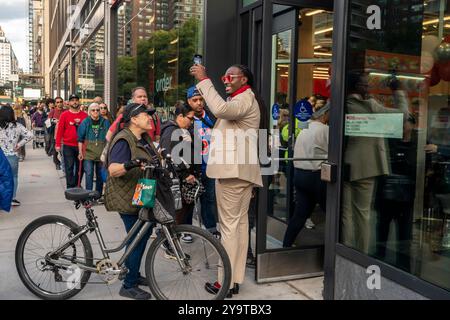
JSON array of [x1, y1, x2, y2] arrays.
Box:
[[116, 0, 204, 121], [341, 0, 450, 291], [266, 7, 333, 249], [74, 26, 105, 104], [243, 0, 258, 7]]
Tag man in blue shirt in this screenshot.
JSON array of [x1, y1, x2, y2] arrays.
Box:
[[187, 86, 220, 238]]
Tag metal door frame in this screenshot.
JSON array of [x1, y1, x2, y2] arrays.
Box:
[[245, 0, 336, 284]]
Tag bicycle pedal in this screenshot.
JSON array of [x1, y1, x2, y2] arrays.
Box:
[[118, 267, 128, 280]]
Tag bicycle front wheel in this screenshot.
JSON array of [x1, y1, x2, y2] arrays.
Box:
[[145, 225, 231, 300], [15, 216, 93, 300]]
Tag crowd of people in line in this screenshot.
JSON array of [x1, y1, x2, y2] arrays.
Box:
[[0, 62, 334, 300]]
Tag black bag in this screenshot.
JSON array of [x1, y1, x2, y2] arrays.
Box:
[[181, 180, 205, 204]]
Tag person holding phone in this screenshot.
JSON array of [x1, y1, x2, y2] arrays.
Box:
[[190, 62, 267, 297]]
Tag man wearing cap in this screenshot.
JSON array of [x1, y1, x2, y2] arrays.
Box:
[[104, 103, 157, 300], [106, 87, 160, 143], [55, 94, 88, 189], [187, 86, 219, 237], [282, 102, 330, 247]]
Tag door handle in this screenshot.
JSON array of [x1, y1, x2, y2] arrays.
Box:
[[321, 162, 337, 183]]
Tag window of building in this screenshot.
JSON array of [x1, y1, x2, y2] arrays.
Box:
[[115, 0, 204, 121], [341, 0, 450, 292], [74, 25, 105, 103]]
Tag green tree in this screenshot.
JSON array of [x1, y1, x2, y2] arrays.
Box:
[[117, 56, 137, 101], [135, 18, 202, 108]]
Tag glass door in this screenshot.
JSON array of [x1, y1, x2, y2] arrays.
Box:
[[257, 4, 333, 282]]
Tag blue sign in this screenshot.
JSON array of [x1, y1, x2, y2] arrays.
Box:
[[272, 103, 280, 120], [294, 99, 313, 122]]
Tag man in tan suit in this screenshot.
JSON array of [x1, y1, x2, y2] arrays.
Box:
[[342, 72, 409, 254], [191, 63, 263, 297]]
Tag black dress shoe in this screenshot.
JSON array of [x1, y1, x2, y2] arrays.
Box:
[[230, 283, 239, 294], [205, 282, 233, 298]]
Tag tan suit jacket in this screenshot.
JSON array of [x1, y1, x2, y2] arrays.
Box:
[[344, 91, 409, 181], [196, 79, 263, 187]]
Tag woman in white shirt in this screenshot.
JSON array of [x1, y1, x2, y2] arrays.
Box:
[[283, 103, 330, 247], [0, 105, 33, 206]]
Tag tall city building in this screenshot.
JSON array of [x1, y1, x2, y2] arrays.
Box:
[[117, 0, 133, 56], [0, 27, 19, 86], [170, 0, 204, 28], [29, 0, 44, 75], [131, 0, 171, 56]]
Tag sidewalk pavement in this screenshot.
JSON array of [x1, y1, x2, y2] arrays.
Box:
[[0, 145, 323, 300]]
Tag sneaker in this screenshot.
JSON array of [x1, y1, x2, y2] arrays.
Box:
[[205, 282, 233, 298], [119, 286, 151, 300], [95, 197, 105, 205], [137, 275, 149, 286], [11, 199, 21, 206], [181, 233, 193, 243], [305, 218, 315, 229]]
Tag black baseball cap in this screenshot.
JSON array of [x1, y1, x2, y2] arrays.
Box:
[[123, 103, 155, 122], [69, 94, 80, 100]]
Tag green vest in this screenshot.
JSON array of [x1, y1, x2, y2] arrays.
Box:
[[104, 128, 154, 215]]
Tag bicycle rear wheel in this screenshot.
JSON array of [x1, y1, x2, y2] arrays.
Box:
[[145, 224, 231, 300], [15, 216, 93, 300]]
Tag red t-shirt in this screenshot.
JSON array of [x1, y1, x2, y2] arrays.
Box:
[[55, 110, 88, 148], [108, 113, 161, 141], [48, 108, 65, 120]]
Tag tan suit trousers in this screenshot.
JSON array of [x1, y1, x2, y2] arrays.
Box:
[[341, 178, 376, 254], [216, 178, 253, 285]]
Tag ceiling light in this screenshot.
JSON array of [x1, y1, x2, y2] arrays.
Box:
[[306, 10, 325, 16], [423, 16, 450, 26], [314, 52, 332, 56], [314, 27, 333, 35]]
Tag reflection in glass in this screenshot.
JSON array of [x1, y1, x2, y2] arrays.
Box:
[[342, 0, 450, 291], [115, 0, 204, 119], [75, 26, 105, 103]]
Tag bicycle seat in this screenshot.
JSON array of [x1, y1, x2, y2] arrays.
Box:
[[65, 188, 100, 202]]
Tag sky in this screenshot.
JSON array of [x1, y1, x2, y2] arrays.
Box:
[[0, 0, 29, 72]]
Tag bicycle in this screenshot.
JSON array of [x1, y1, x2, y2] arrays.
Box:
[[15, 162, 232, 300]]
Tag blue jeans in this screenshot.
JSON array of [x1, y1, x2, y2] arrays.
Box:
[[62, 145, 83, 189], [120, 214, 153, 288], [200, 175, 217, 232], [6, 155, 18, 199], [83, 160, 103, 195]]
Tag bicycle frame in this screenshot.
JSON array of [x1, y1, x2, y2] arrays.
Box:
[[46, 206, 188, 274]]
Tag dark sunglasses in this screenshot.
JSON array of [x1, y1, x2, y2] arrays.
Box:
[[91, 109, 100, 112]]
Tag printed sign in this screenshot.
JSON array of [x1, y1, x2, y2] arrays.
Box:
[[294, 100, 313, 122], [345, 113, 404, 139]]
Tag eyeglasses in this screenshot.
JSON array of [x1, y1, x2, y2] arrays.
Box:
[[91, 109, 100, 112], [221, 74, 243, 83], [100, 107, 108, 110]]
